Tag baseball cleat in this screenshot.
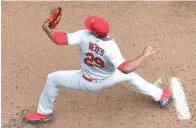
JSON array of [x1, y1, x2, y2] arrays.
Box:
[[25, 112, 53, 123], [158, 88, 172, 107]]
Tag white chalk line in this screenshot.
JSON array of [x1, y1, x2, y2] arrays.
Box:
[[154, 77, 191, 120], [170, 77, 191, 120]]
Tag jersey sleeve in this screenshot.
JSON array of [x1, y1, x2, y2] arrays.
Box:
[[106, 42, 128, 71], [67, 30, 87, 46], [53, 30, 87, 46]]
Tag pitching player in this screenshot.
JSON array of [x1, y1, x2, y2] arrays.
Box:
[[25, 7, 171, 123]]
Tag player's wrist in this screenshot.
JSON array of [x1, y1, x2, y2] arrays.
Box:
[[42, 23, 49, 30]]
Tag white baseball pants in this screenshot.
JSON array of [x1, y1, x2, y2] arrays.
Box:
[[37, 70, 163, 115]]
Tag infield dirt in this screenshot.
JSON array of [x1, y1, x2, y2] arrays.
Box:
[[2, 1, 196, 128]]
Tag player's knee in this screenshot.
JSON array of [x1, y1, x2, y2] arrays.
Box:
[[46, 71, 61, 84], [47, 73, 53, 79], [46, 72, 56, 84]]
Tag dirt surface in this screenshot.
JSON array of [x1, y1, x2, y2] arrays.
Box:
[[2, 1, 196, 128]]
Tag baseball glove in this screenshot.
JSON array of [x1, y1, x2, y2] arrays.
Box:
[[44, 7, 62, 29]]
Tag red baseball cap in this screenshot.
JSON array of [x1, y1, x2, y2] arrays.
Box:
[[85, 16, 109, 37]]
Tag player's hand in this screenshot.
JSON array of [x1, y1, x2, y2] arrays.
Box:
[[142, 46, 156, 58]]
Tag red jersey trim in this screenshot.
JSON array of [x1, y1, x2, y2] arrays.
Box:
[[53, 32, 68, 45], [118, 61, 128, 71], [83, 75, 92, 82]]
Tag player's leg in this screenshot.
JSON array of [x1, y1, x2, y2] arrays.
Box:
[[126, 72, 163, 101], [25, 70, 84, 123], [37, 70, 84, 114], [126, 72, 171, 106], [100, 70, 163, 101]]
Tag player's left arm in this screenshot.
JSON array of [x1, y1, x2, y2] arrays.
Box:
[[120, 46, 156, 74], [107, 43, 156, 74]]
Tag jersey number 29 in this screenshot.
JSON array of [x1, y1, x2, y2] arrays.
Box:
[[84, 53, 104, 68]]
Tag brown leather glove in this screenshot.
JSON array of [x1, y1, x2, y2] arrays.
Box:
[[44, 7, 62, 29]]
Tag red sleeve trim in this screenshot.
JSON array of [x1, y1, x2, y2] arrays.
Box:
[[118, 61, 128, 71], [53, 32, 68, 45]]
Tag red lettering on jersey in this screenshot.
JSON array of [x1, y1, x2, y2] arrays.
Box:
[[89, 42, 104, 56], [84, 52, 104, 68], [89, 42, 93, 50], [96, 47, 104, 56], [89, 42, 97, 51], [101, 49, 104, 56]]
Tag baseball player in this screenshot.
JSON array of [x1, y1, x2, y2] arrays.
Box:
[[25, 7, 171, 123]]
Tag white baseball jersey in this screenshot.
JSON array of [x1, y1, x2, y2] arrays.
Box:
[[67, 30, 126, 80]]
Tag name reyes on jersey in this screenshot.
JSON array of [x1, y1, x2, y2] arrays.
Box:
[[89, 42, 104, 56]]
